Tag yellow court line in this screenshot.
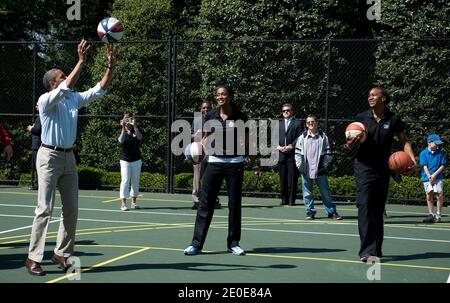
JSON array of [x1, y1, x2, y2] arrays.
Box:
[[0, 223, 169, 242], [246, 253, 450, 271], [102, 194, 144, 203], [101, 198, 122, 203], [46, 247, 151, 283], [1, 217, 449, 246], [49, 243, 450, 273]]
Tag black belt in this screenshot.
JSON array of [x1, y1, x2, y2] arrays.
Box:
[[41, 144, 73, 152]]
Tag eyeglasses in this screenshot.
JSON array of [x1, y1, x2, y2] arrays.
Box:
[[282, 109, 291, 113]]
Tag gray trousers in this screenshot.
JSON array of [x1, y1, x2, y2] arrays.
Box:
[[28, 147, 78, 262]]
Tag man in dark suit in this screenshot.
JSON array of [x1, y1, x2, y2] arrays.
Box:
[[277, 103, 304, 206], [27, 103, 42, 190]]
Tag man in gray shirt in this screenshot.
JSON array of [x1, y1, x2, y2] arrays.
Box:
[[295, 114, 343, 220]]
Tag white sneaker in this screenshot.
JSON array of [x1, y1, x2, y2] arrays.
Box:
[[120, 204, 129, 211], [131, 202, 139, 209], [228, 245, 245, 256], [435, 214, 442, 223], [184, 245, 201, 255]]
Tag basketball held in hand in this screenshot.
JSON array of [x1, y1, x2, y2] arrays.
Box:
[[388, 151, 414, 174], [184, 142, 205, 164], [345, 122, 367, 143]]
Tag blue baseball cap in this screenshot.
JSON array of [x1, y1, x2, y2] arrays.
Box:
[[427, 134, 443, 145]]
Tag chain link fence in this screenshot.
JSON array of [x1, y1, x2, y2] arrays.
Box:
[[1, 38, 449, 204]]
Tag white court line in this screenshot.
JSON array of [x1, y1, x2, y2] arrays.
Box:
[[0, 213, 449, 244], [0, 214, 190, 232], [0, 216, 60, 234], [236, 227, 450, 244], [0, 203, 449, 232]]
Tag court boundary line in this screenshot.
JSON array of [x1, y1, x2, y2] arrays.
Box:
[[1, 203, 449, 232], [1, 215, 450, 247], [35, 243, 450, 283], [0, 190, 446, 216], [45, 247, 151, 283]]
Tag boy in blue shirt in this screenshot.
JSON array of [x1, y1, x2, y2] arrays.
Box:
[[420, 134, 447, 223]]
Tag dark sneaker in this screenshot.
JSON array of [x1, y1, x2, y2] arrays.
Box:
[[328, 212, 343, 220], [192, 202, 199, 210], [215, 203, 222, 209], [422, 214, 436, 223], [360, 255, 379, 263], [305, 213, 315, 220]]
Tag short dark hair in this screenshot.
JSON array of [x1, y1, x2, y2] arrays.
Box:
[[282, 103, 293, 110], [42, 68, 59, 91], [200, 99, 212, 106], [306, 114, 317, 121]]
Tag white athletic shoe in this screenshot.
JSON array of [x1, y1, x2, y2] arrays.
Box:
[[228, 245, 245, 256]]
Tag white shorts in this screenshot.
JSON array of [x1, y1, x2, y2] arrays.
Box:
[[423, 180, 443, 194]]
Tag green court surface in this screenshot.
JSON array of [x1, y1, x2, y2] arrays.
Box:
[[0, 187, 449, 283]]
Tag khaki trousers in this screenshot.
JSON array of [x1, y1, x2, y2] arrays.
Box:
[[28, 147, 78, 262], [192, 163, 202, 202]]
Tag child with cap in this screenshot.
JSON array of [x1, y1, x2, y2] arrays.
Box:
[[420, 134, 447, 223]]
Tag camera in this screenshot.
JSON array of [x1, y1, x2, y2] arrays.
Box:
[[123, 118, 133, 124]]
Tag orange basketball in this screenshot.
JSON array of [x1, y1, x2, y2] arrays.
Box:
[[345, 122, 366, 143], [388, 151, 414, 174]]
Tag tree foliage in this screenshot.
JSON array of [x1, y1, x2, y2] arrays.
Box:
[[2, 0, 449, 183]]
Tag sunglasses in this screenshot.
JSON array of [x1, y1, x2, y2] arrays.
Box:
[[306, 121, 316, 125], [282, 109, 291, 113]]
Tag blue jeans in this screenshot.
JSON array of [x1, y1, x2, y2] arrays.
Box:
[[301, 175, 336, 215]]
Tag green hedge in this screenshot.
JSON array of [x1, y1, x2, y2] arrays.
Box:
[[19, 166, 449, 203]]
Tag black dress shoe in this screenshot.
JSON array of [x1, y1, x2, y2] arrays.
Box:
[[25, 258, 45, 276], [280, 201, 288, 206], [51, 254, 71, 271]]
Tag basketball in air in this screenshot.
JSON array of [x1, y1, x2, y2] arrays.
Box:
[[388, 151, 414, 174], [184, 142, 205, 164], [345, 122, 367, 143], [97, 17, 124, 43]]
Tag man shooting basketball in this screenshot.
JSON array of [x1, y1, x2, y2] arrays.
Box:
[[25, 40, 117, 276]]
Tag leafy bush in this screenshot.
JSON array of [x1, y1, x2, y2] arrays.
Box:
[[77, 165, 105, 189], [140, 172, 166, 190], [174, 172, 194, 189]]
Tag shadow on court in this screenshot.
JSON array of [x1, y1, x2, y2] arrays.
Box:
[[383, 252, 450, 262], [248, 247, 347, 254], [0, 241, 103, 270], [71, 262, 297, 274]]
